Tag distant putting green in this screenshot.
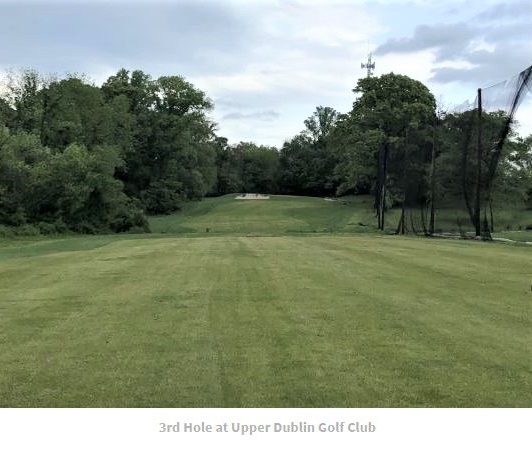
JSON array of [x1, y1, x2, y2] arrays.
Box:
[[1, 226, 531, 406]]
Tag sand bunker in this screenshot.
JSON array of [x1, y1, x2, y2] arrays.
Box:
[[235, 193, 270, 199]]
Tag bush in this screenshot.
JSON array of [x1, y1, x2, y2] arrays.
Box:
[[110, 199, 150, 233], [9, 207, 27, 227], [37, 222, 58, 235], [0, 225, 15, 238], [36, 220, 70, 235], [127, 225, 150, 234], [14, 224, 40, 236], [72, 221, 100, 234], [53, 218, 69, 234], [140, 181, 183, 214]]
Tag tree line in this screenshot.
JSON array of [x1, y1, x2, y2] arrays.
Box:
[[279, 74, 532, 236], [0, 69, 282, 234], [1, 69, 531, 235]]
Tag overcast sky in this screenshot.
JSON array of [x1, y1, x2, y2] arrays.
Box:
[[1, 0, 531, 146]]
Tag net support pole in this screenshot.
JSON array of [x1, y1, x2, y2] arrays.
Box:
[[475, 88, 482, 237], [429, 122, 436, 235], [380, 142, 388, 230]]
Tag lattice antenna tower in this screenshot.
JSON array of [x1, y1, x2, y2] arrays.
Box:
[[361, 52, 376, 78]]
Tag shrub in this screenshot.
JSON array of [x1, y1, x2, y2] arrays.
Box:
[[53, 218, 69, 234], [10, 207, 28, 227], [0, 225, 15, 238], [127, 225, 150, 234], [72, 221, 99, 235], [37, 222, 58, 235], [140, 181, 183, 214], [110, 199, 150, 233], [15, 224, 40, 236]]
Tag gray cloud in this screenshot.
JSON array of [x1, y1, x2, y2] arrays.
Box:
[[0, 0, 370, 146], [6, 1, 526, 144], [222, 110, 281, 122], [0, 3, 255, 75], [375, 1, 532, 86], [432, 46, 529, 83], [475, 1, 532, 21], [375, 23, 476, 57]]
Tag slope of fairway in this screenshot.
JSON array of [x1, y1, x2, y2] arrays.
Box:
[[149, 194, 378, 235], [1, 233, 531, 407], [149, 194, 532, 239]]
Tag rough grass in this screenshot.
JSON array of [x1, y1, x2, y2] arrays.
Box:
[[1, 229, 531, 407]]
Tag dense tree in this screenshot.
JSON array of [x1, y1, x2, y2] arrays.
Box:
[[434, 110, 524, 235], [236, 142, 279, 193], [214, 140, 279, 195], [279, 106, 339, 195], [100, 70, 218, 213], [0, 128, 49, 226], [335, 73, 436, 231], [1, 66, 529, 237], [4, 69, 46, 135], [0, 98, 16, 127], [40, 77, 122, 150], [505, 135, 532, 210], [214, 137, 242, 194], [303, 106, 339, 143]]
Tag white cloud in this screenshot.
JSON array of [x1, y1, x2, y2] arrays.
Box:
[[183, 1, 386, 145], [2, 0, 530, 145], [375, 50, 437, 84]]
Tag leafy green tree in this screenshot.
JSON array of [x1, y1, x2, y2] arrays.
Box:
[[4, 69, 46, 135], [279, 106, 339, 195], [0, 129, 50, 225], [40, 78, 113, 149], [436, 110, 522, 234], [338, 73, 436, 230], [29, 143, 147, 232], [331, 121, 382, 196], [279, 134, 314, 194], [101, 70, 218, 211], [0, 98, 15, 128], [156, 75, 212, 116], [214, 137, 244, 194], [235, 142, 279, 193], [101, 69, 157, 196], [303, 106, 339, 143]]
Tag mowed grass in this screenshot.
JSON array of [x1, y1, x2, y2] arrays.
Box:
[[1, 230, 531, 407], [149, 194, 379, 235], [149, 194, 532, 239]]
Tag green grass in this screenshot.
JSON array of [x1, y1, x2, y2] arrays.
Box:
[[494, 230, 532, 242], [150, 194, 532, 240], [149, 194, 380, 235], [1, 201, 531, 406]]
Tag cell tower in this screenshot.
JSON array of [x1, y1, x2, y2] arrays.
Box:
[[361, 52, 376, 78]]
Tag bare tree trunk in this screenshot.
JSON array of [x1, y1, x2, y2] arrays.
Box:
[[421, 204, 428, 235], [395, 207, 404, 235]]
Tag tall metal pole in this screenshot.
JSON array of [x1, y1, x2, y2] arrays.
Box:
[[429, 122, 436, 235], [475, 88, 482, 237], [380, 142, 388, 230]]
